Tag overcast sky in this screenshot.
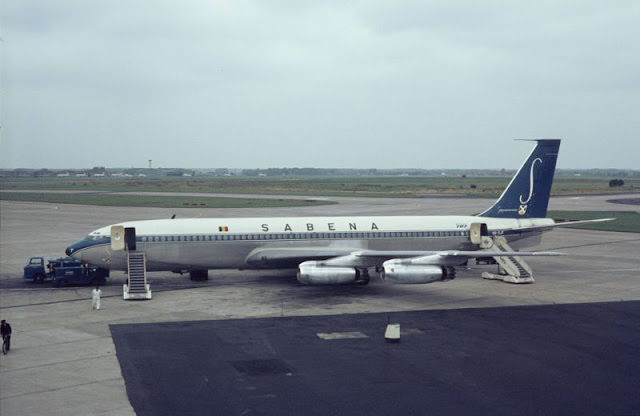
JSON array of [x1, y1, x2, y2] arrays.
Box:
[[1, 1, 638, 169]]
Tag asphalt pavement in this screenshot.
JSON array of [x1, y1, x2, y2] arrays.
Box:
[[1, 195, 639, 415]]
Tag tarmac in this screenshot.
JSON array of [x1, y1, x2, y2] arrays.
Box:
[[1, 194, 639, 415]]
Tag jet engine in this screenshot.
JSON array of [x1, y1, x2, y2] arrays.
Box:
[[382, 262, 455, 284], [297, 261, 357, 284]]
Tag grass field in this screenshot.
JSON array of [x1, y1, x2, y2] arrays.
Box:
[[547, 211, 640, 233], [0, 192, 334, 209], [2, 177, 638, 233], [2, 176, 638, 198]]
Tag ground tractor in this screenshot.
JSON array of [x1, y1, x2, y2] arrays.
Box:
[[23, 256, 109, 287]]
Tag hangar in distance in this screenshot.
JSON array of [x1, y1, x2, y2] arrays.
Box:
[[65, 139, 609, 286]]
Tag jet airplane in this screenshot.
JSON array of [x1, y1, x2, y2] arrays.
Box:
[[66, 139, 608, 285]]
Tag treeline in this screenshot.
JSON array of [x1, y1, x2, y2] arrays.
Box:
[[2, 167, 639, 179], [241, 168, 379, 176], [0, 168, 196, 178], [239, 168, 640, 178]]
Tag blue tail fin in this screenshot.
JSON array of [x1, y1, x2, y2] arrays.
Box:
[[478, 139, 560, 218]]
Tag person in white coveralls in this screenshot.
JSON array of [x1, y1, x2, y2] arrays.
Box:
[[92, 286, 102, 310]]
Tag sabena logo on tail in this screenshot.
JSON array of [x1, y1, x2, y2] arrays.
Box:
[[518, 157, 543, 216]]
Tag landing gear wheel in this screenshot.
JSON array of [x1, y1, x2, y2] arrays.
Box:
[[355, 268, 370, 285], [190, 270, 209, 281], [443, 266, 456, 280]]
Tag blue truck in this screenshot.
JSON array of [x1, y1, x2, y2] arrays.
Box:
[[23, 256, 109, 287]]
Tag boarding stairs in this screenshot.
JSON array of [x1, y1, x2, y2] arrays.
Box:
[[123, 251, 152, 299], [480, 236, 535, 284]]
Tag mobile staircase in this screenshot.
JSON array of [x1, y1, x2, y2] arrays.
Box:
[[480, 236, 535, 284], [124, 251, 152, 299]]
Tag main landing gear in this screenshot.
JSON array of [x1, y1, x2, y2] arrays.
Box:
[[355, 268, 370, 285], [190, 270, 209, 281]]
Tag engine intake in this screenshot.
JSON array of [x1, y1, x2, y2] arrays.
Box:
[[297, 261, 357, 285]]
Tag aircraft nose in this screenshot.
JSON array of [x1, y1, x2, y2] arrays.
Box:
[[65, 239, 86, 258], [65, 235, 108, 261]]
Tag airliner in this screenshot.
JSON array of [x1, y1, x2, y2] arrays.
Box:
[[65, 139, 607, 285]]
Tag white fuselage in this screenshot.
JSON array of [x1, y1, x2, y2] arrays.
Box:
[[68, 215, 554, 272]]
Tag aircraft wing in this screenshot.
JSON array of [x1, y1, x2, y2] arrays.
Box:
[[322, 250, 563, 267], [245, 247, 563, 269]]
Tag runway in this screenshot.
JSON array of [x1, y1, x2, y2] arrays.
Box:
[[1, 195, 639, 415]]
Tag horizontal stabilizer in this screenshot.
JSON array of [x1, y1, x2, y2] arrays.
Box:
[[522, 217, 615, 233]]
